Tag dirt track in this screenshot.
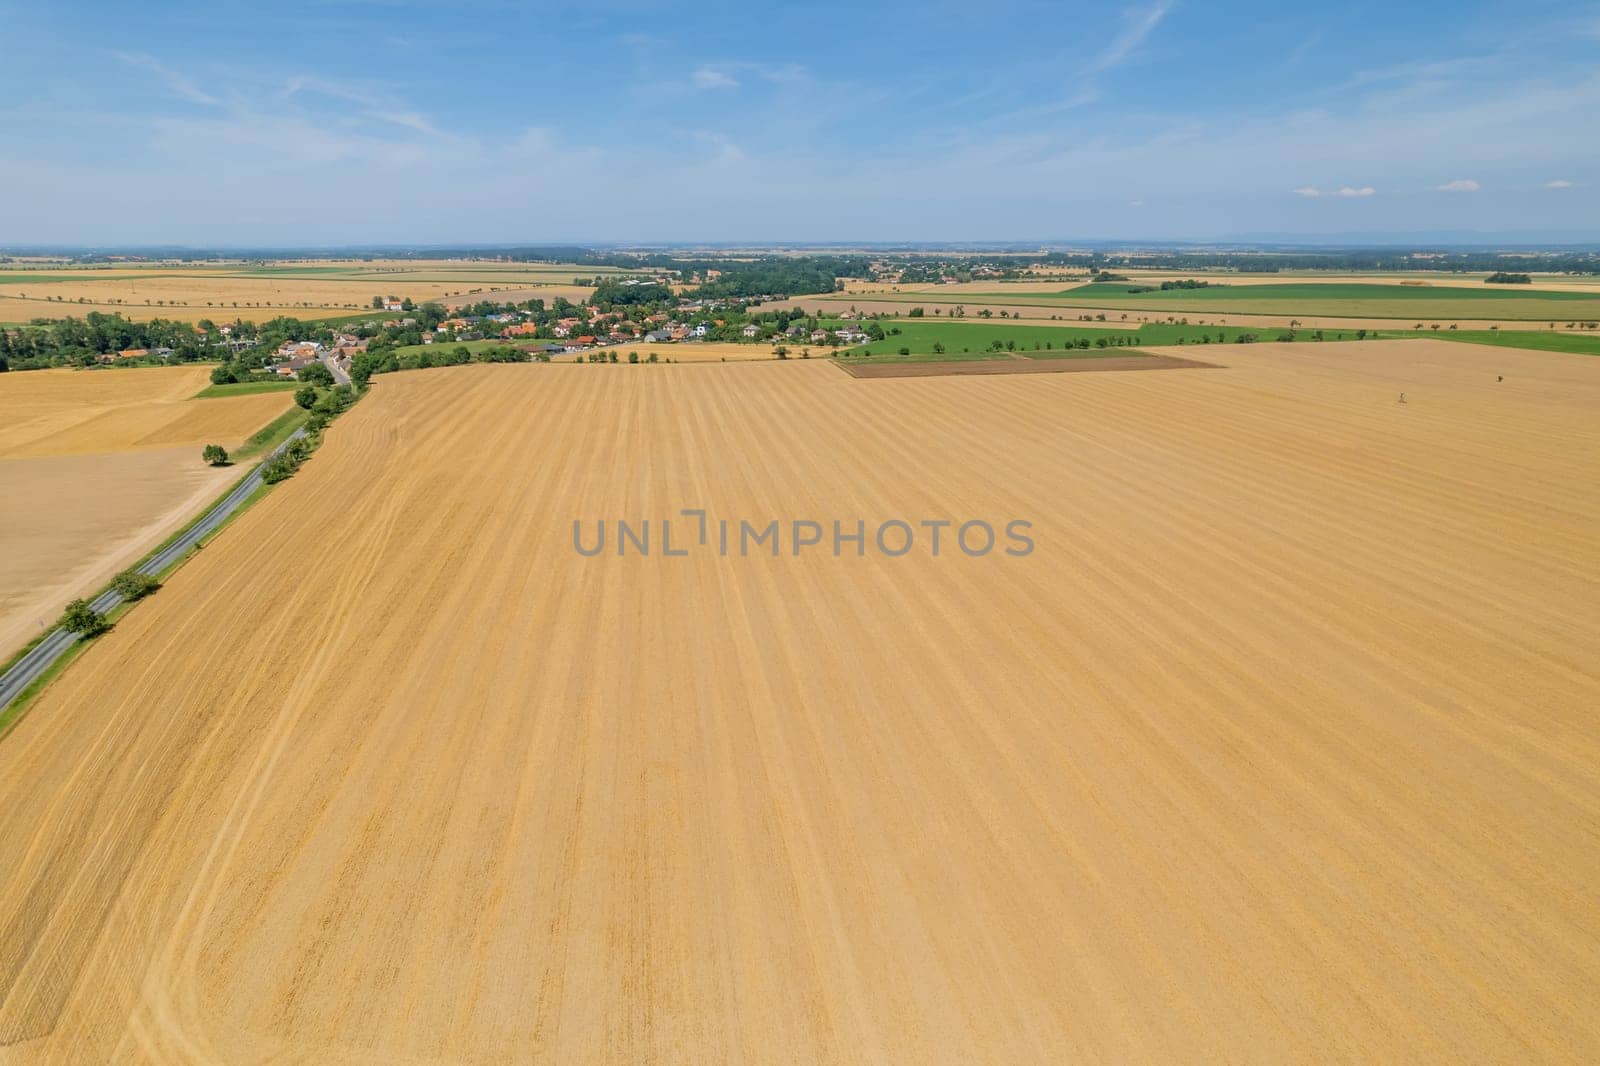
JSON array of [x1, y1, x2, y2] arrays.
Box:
[[1, 343, 1598, 1061]]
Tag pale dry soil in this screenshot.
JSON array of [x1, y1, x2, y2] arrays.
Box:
[[0, 366, 290, 656], [1, 342, 1598, 1063]]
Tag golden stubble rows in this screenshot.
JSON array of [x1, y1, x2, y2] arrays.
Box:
[[0, 342, 1597, 1062]]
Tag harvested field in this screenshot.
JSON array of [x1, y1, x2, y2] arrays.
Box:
[[0, 449, 237, 657], [0, 366, 292, 656], [839, 352, 1216, 377], [612, 341, 787, 362], [2, 344, 1599, 1061], [0, 367, 292, 459], [0, 259, 640, 324]]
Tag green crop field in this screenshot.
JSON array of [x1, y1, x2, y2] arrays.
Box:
[[1419, 330, 1600, 357], [391, 338, 518, 358], [830, 317, 1371, 361]]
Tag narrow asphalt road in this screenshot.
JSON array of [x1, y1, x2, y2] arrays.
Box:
[[0, 428, 308, 712], [322, 352, 353, 387]]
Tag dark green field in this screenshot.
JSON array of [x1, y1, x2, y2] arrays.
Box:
[[832, 318, 1368, 362]]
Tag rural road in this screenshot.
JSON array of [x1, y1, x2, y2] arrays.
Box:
[[322, 352, 353, 387], [0, 429, 308, 712]]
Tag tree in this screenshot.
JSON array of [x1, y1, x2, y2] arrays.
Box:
[[628, 350, 640, 363], [297, 362, 335, 386], [294, 385, 317, 409], [210, 363, 238, 385], [932, 341, 945, 354], [59, 599, 108, 636], [202, 444, 229, 466], [898, 347, 911, 356], [371, 295, 384, 309], [110, 570, 160, 601]]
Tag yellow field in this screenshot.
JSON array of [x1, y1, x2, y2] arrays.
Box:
[[0, 259, 636, 324], [2, 345, 1597, 1059], [0, 366, 293, 656], [0, 366, 291, 459]]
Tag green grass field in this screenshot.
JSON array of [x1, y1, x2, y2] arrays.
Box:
[[1420, 330, 1600, 357], [234, 407, 309, 461], [826, 282, 1600, 322], [194, 379, 300, 398], [832, 318, 1370, 361], [391, 338, 518, 358]]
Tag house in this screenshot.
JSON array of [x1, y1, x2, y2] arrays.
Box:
[[740, 324, 760, 339], [382, 298, 405, 311], [643, 329, 672, 343], [552, 325, 571, 338], [575, 335, 596, 346], [669, 326, 689, 341], [810, 329, 829, 343], [691, 323, 710, 338], [501, 322, 541, 338], [117, 348, 149, 360], [271, 356, 314, 378], [150, 347, 176, 360], [786, 323, 807, 337]]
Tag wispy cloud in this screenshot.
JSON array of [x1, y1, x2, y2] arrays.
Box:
[[691, 66, 737, 90], [1436, 178, 1480, 191], [1546, 178, 1575, 188], [1091, 1, 1175, 74], [112, 50, 219, 106], [1294, 185, 1375, 198]]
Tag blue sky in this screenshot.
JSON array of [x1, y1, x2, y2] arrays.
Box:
[[1, 0, 1597, 245]]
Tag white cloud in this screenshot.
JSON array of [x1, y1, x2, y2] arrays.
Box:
[[1293, 186, 1322, 197], [1436, 178, 1480, 191], [1334, 186, 1375, 197], [691, 67, 737, 90], [112, 51, 219, 107], [1092, 1, 1175, 73], [1546, 178, 1575, 188]]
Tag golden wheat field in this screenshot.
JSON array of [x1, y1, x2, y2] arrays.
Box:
[[0, 260, 631, 324], [0, 366, 292, 657], [2, 344, 1598, 1062]]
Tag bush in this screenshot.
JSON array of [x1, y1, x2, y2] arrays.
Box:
[[59, 598, 109, 636], [202, 443, 229, 466], [209, 363, 238, 385], [110, 570, 160, 601], [294, 385, 317, 409], [297, 362, 335, 386]]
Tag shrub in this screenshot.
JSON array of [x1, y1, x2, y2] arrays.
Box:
[[294, 385, 317, 409], [59, 598, 109, 636], [110, 570, 160, 601], [297, 362, 335, 386], [202, 444, 229, 466]]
